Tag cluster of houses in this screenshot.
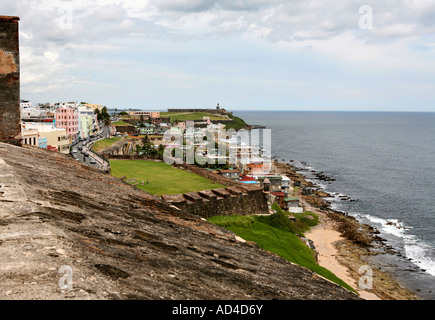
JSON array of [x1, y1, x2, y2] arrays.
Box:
[[20, 100, 104, 153], [20, 100, 304, 213], [166, 124, 304, 214], [214, 167, 302, 213], [111, 107, 304, 214]]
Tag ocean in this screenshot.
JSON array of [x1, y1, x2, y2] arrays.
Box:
[[234, 110, 435, 299]]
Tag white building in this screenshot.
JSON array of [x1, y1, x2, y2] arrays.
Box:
[[21, 124, 39, 147], [21, 107, 49, 119], [20, 100, 32, 108], [78, 105, 98, 139]]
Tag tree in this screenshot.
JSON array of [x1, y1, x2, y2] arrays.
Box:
[[103, 117, 112, 128], [141, 142, 157, 156], [157, 144, 165, 158], [142, 135, 150, 145]]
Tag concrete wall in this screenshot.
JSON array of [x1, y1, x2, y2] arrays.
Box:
[[0, 16, 21, 145]]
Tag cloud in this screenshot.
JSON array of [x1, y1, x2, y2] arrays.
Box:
[[149, 0, 277, 13], [2, 0, 435, 110]]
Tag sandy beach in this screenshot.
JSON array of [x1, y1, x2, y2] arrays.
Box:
[[304, 205, 419, 300], [305, 212, 381, 300]]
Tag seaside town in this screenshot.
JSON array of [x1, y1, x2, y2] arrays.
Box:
[[20, 99, 299, 214], [8, 98, 418, 301], [0, 15, 424, 304]]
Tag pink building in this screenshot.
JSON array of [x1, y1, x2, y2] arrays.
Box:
[[55, 107, 79, 142]]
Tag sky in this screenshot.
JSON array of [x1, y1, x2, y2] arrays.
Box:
[[2, 0, 435, 111]]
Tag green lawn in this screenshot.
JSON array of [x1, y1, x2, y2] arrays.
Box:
[[113, 120, 130, 126], [109, 160, 226, 195], [91, 137, 122, 153], [160, 112, 224, 122], [207, 214, 356, 293]]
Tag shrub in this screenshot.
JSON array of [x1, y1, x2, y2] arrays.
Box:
[[269, 204, 296, 233]]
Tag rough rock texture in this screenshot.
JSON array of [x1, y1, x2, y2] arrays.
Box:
[[0, 16, 21, 145], [0, 143, 361, 300]]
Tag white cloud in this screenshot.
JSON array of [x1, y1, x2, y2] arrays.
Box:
[[2, 0, 435, 110]]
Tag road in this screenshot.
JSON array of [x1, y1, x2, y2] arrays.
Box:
[[70, 123, 112, 170], [71, 140, 102, 169]]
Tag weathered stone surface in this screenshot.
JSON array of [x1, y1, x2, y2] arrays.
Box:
[[160, 194, 186, 204], [212, 188, 232, 198], [0, 143, 361, 300], [198, 190, 217, 201], [0, 16, 21, 146]]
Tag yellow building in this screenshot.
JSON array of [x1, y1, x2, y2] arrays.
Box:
[[84, 103, 103, 111], [24, 123, 70, 154]]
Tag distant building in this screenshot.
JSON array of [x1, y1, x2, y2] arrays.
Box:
[[128, 111, 160, 119], [78, 105, 98, 139], [55, 106, 79, 142], [218, 169, 240, 181], [38, 137, 48, 149], [20, 100, 32, 108], [271, 191, 286, 208], [258, 176, 283, 192], [239, 175, 260, 186], [84, 103, 103, 111], [21, 107, 49, 120], [21, 125, 39, 147], [24, 123, 70, 154], [285, 197, 303, 213], [245, 162, 271, 176]]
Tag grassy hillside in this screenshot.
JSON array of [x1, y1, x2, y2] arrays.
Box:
[[224, 114, 250, 130], [208, 205, 356, 293], [91, 137, 122, 153], [160, 111, 223, 122]]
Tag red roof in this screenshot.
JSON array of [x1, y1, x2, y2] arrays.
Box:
[[271, 191, 286, 197], [219, 169, 240, 173], [239, 175, 257, 182]]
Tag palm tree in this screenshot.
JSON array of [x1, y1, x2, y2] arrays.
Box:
[[103, 117, 112, 138]]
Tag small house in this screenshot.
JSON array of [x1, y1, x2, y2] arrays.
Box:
[[285, 197, 303, 213], [258, 176, 283, 192], [271, 191, 286, 208], [239, 175, 260, 186], [218, 169, 240, 181]]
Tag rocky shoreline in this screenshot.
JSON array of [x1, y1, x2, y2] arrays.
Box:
[[273, 161, 420, 300]]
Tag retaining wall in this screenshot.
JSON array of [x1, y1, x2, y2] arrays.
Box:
[[163, 164, 269, 218]]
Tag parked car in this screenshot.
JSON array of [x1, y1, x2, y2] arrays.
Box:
[[90, 159, 96, 164]]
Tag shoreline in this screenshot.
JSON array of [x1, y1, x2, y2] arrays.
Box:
[[273, 161, 420, 300]]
